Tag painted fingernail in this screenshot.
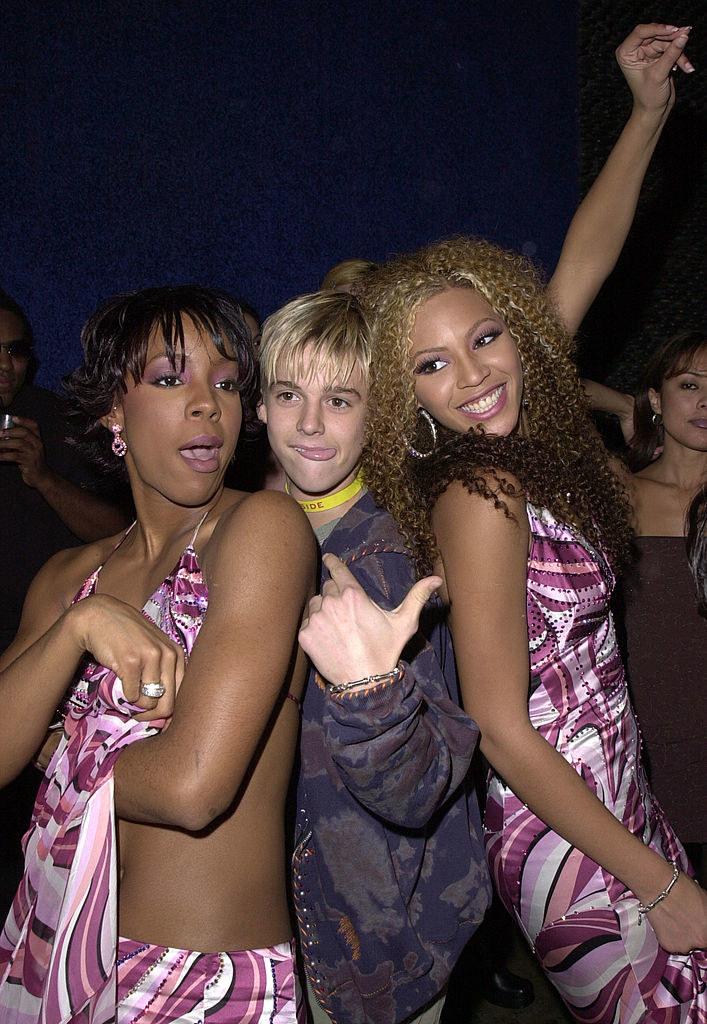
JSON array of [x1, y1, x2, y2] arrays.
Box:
[[684, 60, 695, 73]]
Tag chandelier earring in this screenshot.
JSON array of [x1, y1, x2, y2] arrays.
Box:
[[404, 408, 438, 460], [111, 423, 128, 457]]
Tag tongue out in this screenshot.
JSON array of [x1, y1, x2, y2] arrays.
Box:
[[181, 446, 217, 462]]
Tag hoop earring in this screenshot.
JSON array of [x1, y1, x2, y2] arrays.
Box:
[[111, 423, 127, 457], [651, 412, 662, 427], [404, 408, 437, 459]]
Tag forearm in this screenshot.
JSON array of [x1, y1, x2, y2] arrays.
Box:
[[326, 657, 476, 826], [34, 470, 127, 540], [0, 608, 85, 783], [581, 379, 633, 416], [112, 732, 191, 828], [482, 722, 675, 904], [549, 105, 668, 335]]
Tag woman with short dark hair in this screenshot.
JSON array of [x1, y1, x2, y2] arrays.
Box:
[[0, 285, 315, 1023]]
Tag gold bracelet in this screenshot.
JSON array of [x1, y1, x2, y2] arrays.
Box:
[[329, 664, 404, 695], [637, 861, 680, 924]]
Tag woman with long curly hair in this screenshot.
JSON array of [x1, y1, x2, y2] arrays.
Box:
[[353, 233, 707, 1021]]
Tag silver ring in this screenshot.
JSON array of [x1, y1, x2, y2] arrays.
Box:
[[140, 680, 166, 699]]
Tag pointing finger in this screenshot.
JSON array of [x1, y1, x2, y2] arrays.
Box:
[[321, 553, 365, 592]]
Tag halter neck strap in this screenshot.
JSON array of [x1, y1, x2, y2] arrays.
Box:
[[188, 509, 211, 548]]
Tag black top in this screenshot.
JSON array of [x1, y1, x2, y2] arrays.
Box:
[[623, 535, 706, 843], [2, 384, 104, 651]]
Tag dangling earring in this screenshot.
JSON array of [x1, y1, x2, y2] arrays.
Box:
[[522, 386, 530, 410], [111, 423, 127, 457], [404, 408, 437, 459]]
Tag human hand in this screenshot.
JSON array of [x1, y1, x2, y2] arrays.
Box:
[[0, 416, 52, 489], [645, 872, 707, 954], [69, 595, 185, 717], [618, 394, 636, 444], [298, 553, 442, 686], [616, 24, 694, 124]]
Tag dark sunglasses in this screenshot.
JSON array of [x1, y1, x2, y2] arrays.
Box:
[[0, 340, 33, 359]]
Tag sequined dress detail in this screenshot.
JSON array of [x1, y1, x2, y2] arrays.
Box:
[[0, 526, 208, 1023], [484, 503, 706, 1024]]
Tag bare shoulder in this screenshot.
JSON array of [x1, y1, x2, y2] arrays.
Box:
[[27, 533, 125, 612], [204, 490, 316, 583], [215, 489, 314, 546], [7, 532, 127, 659], [433, 473, 527, 530]]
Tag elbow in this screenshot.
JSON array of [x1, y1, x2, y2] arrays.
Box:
[[477, 718, 535, 773], [156, 774, 236, 832]]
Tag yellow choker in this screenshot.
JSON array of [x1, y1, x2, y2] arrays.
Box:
[[286, 471, 364, 513]]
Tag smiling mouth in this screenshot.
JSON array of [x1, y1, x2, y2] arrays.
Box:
[[458, 384, 505, 417]]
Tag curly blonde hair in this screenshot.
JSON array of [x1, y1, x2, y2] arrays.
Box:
[[359, 236, 632, 571]]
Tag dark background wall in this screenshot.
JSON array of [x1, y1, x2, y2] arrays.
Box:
[[4, 0, 580, 392]]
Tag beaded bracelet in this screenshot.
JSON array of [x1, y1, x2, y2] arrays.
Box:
[[637, 860, 680, 924], [329, 663, 404, 696]]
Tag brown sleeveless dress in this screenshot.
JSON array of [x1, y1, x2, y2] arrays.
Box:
[[622, 536, 706, 843]]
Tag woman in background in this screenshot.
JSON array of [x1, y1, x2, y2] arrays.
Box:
[[622, 330, 707, 882]]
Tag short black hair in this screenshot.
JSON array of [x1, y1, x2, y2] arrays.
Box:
[[63, 285, 257, 474]]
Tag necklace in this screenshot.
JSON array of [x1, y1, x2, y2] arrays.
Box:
[[286, 471, 364, 513]]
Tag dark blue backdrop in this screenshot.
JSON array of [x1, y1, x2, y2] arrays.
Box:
[[3, 1, 579, 390]]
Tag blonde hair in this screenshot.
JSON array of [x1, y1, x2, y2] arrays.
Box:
[[360, 236, 632, 570], [320, 258, 379, 293], [259, 291, 371, 392]]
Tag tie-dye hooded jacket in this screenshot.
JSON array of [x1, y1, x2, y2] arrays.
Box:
[[293, 491, 491, 1024]]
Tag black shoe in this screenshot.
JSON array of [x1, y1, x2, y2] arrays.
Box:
[[482, 966, 534, 1009]]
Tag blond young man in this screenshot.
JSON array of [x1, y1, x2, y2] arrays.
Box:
[[259, 291, 489, 1024]]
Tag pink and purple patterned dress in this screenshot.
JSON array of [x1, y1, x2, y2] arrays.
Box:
[[0, 525, 302, 1023], [484, 503, 706, 1023]]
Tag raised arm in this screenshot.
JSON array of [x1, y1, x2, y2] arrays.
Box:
[[112, 491, 316, 830], [581, 377, 636, 443], [298, 552, 478, 827], [432, 479, 707, 953], [547, 23, 693, 336]]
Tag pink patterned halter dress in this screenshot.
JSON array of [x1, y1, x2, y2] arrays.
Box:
[[0, 522, 207, 1023], [484, 503, 706, 1024]]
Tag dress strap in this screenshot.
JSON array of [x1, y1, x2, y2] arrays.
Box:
[[93, 521, 137, 578], [72, 521, 136, 602], [187, 509, 212, 550], [286, 692, 302, 713]]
